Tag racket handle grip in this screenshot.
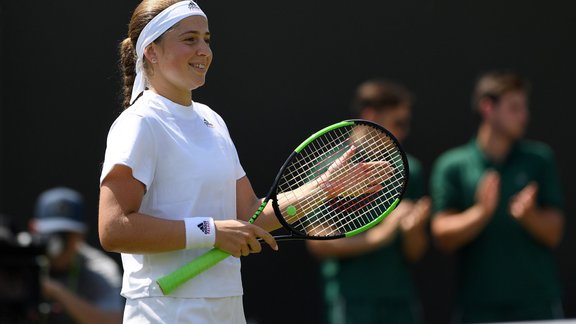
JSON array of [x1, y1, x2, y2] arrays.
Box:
[[156, 248, 230, 295]]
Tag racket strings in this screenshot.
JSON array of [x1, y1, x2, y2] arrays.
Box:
[[276, 124, 406, 237], [301, 153, 405, 236], [292, 169, 401, 235], [279, 127, 400, 194], [306, 168, 404, 236], [281, 125, 401, 199], [311, 178, 404, 236]]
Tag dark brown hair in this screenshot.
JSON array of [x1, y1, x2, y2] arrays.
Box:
[[350, 79, 414, 117], [472, 70, 530, 112], [119, 0, 181, 109]]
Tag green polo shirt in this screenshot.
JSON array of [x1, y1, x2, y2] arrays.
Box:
[[322, 154, 425, 302], [430, 139, 563, 306]]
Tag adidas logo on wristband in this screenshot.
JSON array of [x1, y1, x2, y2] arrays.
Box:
[[184, 217, 215, 249], [197, 220, 211, 235]]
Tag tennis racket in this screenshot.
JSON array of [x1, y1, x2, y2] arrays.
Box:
[[156, 119, 409, 294]]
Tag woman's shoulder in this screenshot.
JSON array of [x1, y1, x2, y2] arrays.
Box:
[[107, 102, 161, 136], [118, 94, 170, 122], [193, 102, 227, 127], [193, 101, 217, 116]]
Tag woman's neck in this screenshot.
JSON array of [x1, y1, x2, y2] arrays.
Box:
[[148, 84, 192, 106]]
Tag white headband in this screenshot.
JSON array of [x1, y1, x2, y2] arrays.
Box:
[[131, 1, 207, 104]]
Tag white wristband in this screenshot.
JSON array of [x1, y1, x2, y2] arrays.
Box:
[[184, 217, 216, 249]]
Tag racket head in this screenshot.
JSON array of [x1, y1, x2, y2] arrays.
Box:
[[269, 119, 409, 240]]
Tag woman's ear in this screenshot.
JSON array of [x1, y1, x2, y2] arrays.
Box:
[[144, 45, 158, 64]]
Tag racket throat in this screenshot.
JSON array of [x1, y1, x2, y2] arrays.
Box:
[[249, 199, 269, 224]]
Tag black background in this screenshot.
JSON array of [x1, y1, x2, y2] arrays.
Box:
[[1, 1, 575, 323]]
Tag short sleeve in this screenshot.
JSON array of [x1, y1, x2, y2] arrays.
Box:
[[404, 155, 425, 200], [430, 155, 462, 214], [100, 113, 157, 188], [211, 110, 245, 180], [535, 147, 564, 209], [232, 144, 246, 180]]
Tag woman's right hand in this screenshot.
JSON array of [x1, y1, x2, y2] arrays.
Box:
[[213, 220, 278, 258]]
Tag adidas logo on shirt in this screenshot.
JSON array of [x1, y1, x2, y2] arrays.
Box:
[[197, 221, 211, 235], [203, 118, 214, 128]]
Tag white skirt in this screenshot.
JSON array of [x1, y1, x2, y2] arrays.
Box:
[[123, 296, 246, 324]]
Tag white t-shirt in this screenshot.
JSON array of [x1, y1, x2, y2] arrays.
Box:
[[100, 91, 245, 299]]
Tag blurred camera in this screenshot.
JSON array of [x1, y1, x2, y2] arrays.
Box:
[[0, 229, 53, 324]]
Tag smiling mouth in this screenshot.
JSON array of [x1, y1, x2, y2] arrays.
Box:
[[190, 63, 207, 69]]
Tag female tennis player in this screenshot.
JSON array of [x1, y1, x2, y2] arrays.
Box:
[[98, 1, 386, 322], [97, 1, 281, 322]]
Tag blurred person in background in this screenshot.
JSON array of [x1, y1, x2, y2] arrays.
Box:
[[31, 187, 123, 323], [430, 70, 565, 323], [307, 79, 431, 324]]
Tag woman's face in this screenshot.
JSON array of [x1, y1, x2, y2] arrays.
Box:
[[146, 15, 212, 100]]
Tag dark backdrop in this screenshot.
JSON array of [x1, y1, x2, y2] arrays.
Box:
[[1, 1, 575, 323]]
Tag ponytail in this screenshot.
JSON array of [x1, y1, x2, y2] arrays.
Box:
[[119, 0, 180, 108], [119, 38, 137, 109]]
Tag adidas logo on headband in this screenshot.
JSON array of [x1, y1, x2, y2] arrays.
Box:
[[188, 1, 200, 10]]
